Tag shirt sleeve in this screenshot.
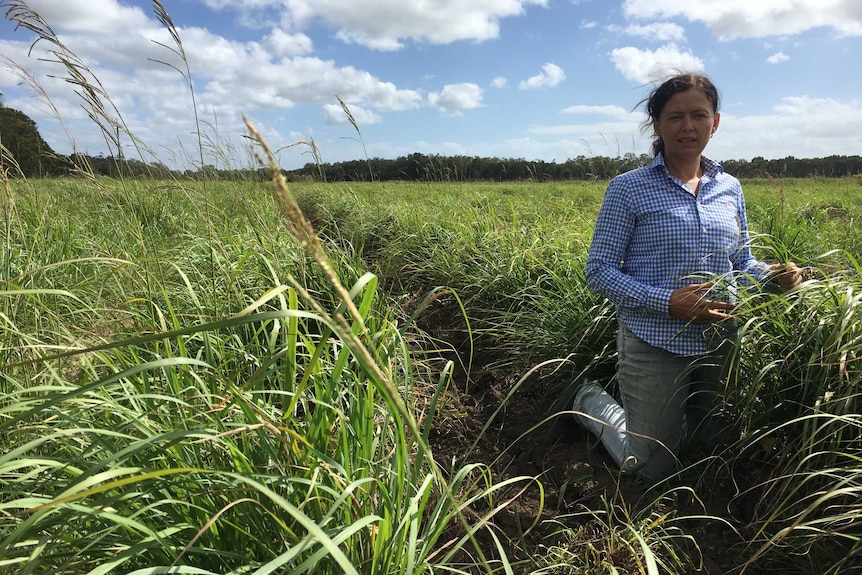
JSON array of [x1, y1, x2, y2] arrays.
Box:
[[585, 177, 674, 315]]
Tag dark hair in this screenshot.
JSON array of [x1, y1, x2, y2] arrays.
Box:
[[639, 73, 720, 158]]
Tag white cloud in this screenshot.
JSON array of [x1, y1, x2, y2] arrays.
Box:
[[528, 121, 645, 157], [581, 20, 598, 29], [164, 0, 552, 51], [23, 0, 151, 34], [322, 102, 382, 125], [711, 96, 862, 160], [772, 96, 861, 122], [4, 3, 424, 116], [334, 29, 404, 51], [562, 104, 634, 120], [610, 43, 705, 84], [409, 135, 628, 165], [491, 77, 508, 88], [611, 22, 687, 42], [201, 0, 274, 10], [518, 63, 565, 90], [210, 0, 549, 49], [262, 28, 314, 57], [622, 0, 862, 39], [428, 83, 484, 113], [766, 52, 790, 64]]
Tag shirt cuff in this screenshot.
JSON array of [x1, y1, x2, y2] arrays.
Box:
[[644, 286, 673, 315]]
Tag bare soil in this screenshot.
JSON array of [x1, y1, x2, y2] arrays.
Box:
[[426, 342, 755, 574]]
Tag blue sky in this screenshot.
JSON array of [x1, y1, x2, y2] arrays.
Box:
[[2, 0, 861, 170]]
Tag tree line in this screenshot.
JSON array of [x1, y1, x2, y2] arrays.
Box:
[[3, 104, 861, 181], [291, 152, 862, 182]]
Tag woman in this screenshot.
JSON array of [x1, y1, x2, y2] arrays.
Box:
[[576, 73, 801, 482]]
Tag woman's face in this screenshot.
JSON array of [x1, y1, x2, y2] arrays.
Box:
[[653, 88, 720, 163]]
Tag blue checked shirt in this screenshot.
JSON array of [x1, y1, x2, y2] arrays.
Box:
[[586, 154, 770, 356]]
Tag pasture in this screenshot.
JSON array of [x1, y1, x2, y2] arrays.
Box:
[[1, 171, 860, 574]]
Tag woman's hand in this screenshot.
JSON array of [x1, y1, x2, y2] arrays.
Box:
[[769, 262, 803, 291], [669, 283, 736, 323]]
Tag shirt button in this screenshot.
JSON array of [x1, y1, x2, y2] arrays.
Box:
[[702, 227, 708, 233]]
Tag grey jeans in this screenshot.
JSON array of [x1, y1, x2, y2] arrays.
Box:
[[578, 322, 735, 482]]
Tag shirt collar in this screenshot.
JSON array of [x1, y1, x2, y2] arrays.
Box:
[[650, 153, 724, 178]]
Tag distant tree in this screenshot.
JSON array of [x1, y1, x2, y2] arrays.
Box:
[[0, 104, 61, 177]]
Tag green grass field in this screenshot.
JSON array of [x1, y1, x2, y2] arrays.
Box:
[[1, 172, 860, 574]]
